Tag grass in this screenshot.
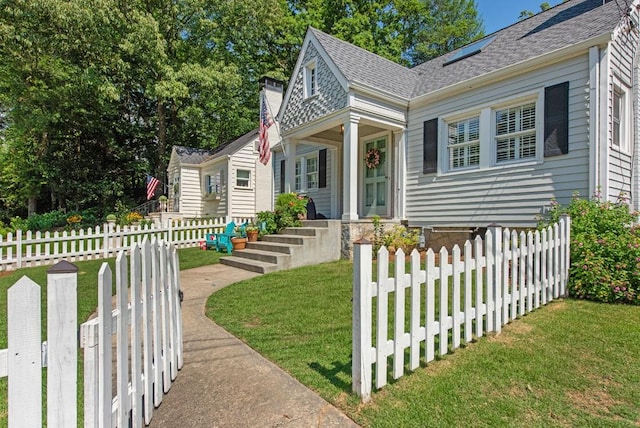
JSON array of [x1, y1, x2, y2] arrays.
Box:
[[0, 245, 222, 426], [206, 260, 640, 427]]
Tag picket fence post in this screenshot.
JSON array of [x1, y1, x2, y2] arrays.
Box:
[[352, 239, 372, 401], [46, 261, 78, 428]]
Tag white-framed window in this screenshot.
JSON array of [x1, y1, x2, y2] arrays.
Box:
[[293, 153, 319, 192], [611, 81, 632, 153], [306, 156, 318, 189], [294, 159, 302, 191], [236, 169, 251, 188], [304, 60, 317, 98], [205, 170, 225, 195], [495, 102, 537, 163], [447, 116, 480, 170]]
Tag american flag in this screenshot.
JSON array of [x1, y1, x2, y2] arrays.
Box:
[[258, 93, 274, 166], [146, 174, 160, 200]]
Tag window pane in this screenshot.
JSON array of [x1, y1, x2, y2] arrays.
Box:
[[521, 104, 536, 130], [520, 134, 536, 159]]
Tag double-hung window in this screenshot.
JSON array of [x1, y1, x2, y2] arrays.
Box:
[[448, 116, 480, 170], [495, 102, 536, 163], [236, 169, 250, 188], [293, 154, 319, 192]]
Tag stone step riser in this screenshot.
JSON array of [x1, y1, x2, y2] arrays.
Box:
[[232, 250, 281, 264], [246, 242, 291, 254]]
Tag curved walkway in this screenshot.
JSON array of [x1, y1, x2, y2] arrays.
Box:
[[150, 264, 360, 428]]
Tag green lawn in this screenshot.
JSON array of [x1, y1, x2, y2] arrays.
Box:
[[0, 246, 222, 426], [206, 260, 640, 427]]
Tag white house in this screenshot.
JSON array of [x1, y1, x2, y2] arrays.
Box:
[[166, 77, 283, 220], [274, 0, 640, 252]]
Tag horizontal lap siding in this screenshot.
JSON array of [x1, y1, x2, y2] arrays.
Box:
[[607, 30, 637, 202], [179, 167, 202, 217], [230, 144, 258, 218], [406, 55, 590, 228]]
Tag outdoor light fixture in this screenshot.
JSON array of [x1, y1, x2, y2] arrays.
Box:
[[340, 123, 344, 135]]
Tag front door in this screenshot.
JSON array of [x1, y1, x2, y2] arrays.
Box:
[[362, 136, 389, 217]]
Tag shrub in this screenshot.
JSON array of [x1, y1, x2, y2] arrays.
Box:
[[123, 211, 143, 225], [382, 224, 420, 254], [539, 191, 640, 305], [274, 192, 307, 230], [256, 211, 278, 235]]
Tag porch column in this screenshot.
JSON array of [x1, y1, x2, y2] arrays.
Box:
[[342, 116, 360, 221], [283, 139, 297, 194], [394, 129, 406, 221]]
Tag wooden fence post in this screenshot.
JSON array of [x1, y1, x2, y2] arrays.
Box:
[[487, 224, 502, 332], [7, 276, 42, 428], [46, 260, 78, 427], [352, 238, 372, 401]]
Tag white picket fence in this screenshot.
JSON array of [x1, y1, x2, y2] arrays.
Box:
[[352, 216, 571, 401], [0, 216, 252, 271], [0, 237, 183, 427]]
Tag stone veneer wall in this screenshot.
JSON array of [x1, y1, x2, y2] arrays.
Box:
[[340, 219, 400, 259]]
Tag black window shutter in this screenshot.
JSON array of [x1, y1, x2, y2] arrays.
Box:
[[423, 118, 438, 174], [318, 149, 327, 188], [280, 159, 285, 193], [544, 81, 569, 157]]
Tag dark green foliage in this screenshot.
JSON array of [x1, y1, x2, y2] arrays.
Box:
[[539, 192, 640, 304], [256, 210, 278, 235], [274, 192, 308, 230]]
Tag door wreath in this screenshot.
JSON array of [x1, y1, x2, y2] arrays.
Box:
[[365, 148, 381, 169]]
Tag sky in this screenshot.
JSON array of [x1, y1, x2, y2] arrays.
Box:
[[476, 0, 564, 34]]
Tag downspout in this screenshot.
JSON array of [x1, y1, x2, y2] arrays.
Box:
[[633, 40, 640, 212], [589, 46, 600, 197], [599, 46, 611, 200]]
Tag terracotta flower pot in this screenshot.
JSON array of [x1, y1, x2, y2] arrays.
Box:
[[231, 237, 247, 250], [246, 230, 258, 242]]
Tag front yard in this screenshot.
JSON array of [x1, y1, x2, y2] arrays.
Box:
[[207, 260, 640, 427]]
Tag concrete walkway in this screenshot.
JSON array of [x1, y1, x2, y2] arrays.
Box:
[[150, 264, 360, 428]]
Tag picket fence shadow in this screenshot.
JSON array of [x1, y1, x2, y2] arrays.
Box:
[[0, 237, 182, 427], [0, 216, 253, 271], [352, 216, 570, 401]]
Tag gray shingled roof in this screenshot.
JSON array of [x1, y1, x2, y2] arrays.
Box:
[[309, 28, 419, 99], [411, 0, 622, 97], [173, 146, 216, 164], [173, 129, 259, 166], [309, 0, 624, 100]]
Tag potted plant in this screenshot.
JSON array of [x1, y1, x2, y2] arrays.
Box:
[[246, 224, 259, 242], [231, 226, 248, 250]]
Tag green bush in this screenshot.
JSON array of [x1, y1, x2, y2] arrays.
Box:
[[274, 192, 307, 230], [256, 210, 278, 235], [382, 224, 420, 254], [539, 192, 640, 304]]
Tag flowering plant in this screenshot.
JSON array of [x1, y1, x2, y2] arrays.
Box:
[[365, 148, 381, 169]]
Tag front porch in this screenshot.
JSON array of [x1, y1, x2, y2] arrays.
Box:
[[277, 111, 407, 223]]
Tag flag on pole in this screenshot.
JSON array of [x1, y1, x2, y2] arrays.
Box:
[[258, 92, 274, 166], [146, 174, 160, 200]]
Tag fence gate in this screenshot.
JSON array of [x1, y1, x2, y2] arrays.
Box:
[[0, 237, 183, 427]]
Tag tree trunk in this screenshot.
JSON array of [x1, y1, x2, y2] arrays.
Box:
[[28, 195, 37, 216]]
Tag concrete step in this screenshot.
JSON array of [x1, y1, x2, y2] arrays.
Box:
[[302, 220, 329, 228], [246, 241, 292, 254], [262, 234, 307, 245], [280, 227, 317, 237], [231, 248, 285, 265], [220, 256, 279, 274]]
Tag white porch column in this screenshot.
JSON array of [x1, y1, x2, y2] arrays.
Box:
[[342, 116, 360, 221], [329, 147, 339, 219], [394, 129, 407, 221], [283, 139, 297, 194]]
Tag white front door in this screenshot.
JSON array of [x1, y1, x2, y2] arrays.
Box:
[[362, 136, 389, 217]]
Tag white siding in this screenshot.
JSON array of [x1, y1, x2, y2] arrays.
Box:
[[229, 142, 259, 218], [406, 55, 591, 228], [607, 28, 638, 202], [178, 167, 201, 218]]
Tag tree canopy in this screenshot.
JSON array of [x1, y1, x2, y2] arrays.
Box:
[[0, 0, 483, 219]]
